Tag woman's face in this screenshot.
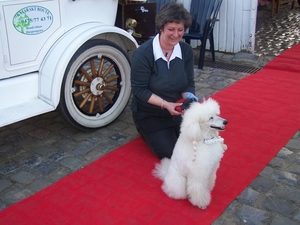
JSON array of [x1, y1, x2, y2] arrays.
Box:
[[160, 22, 185, 47]]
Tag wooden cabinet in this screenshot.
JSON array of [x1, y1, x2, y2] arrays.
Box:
[[115, 2, 156, 44]]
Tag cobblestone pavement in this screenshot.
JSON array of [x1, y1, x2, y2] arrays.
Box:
[[0, 3, 300, 225]]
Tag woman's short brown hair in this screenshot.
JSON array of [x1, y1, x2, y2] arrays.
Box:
[[155, 2, 192, 32]]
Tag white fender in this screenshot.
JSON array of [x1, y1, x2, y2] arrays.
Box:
[[39, 22, 138, 107]]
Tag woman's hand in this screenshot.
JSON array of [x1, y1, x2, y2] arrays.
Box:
[[185, 92, 199, 102], [163, 101, 183, 116]]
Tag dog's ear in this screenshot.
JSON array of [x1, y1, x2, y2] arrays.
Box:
[[180, 98, 197, 110], [180, 113, 202, 141]]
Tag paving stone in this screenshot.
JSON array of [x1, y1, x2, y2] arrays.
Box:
[[4, 133, 26, 143], [0, 144, 19, 156], [237, 188, 260, 206], [277, 147, 293, 159], [92, 126, 115, 137], [17, 136, 43, 150], [0, 179, 12, 192], [108, 121, 131, 131], [48, 151, 66, 161], [123, 125, 139, 137], [0, 162, 21, 175], [232, 52, 260, 63], [38, 134, 63, 146], [292, 131, 299, 139], [28, 128, 50, 139], [272, 186, 300, 203], [34, 119, 55, 128], [59, 127, 79, 137], [214, 52, 225, 60], [294, 209, 300, 222], [87, 136, 106, 146], [236, 205, 270, 225], [286, 163, 300, 174], [109, 133, 128, 142], [272, 171, 298, 186], [269, 157, 284, 168], [71, 143, 93, 156], [34, 162, 58, 175], [11, 151, 33, 164], [47, 122, 67, 132], [212, 217, 241, 225], [259, 166, 274, 178], [2, 187, 33, 205], [33, 146, 60, 156], [52, 138, 77, 151], [0, 157, 8, 165], [0, 204, 6, 210], [48, 167, 71, 181], [59, 157, 86, 171], [222, 200, 238, 214], [220, 53, 235, 61], [201, 75, 229, 90], [250, 176, 275, 192], [27, 179, 52, 193], [270, 215, 300, 225], [0, 128, 15, 139], [11, 171, 35, 184], [286, 139, 300, 150], [262, 195, 296, 216], [83, 148, 108, 162], [23, 155, 42, 168], [72, 131, 97, 142]]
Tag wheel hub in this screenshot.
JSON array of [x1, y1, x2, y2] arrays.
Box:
[[90, 77, 105, 95]]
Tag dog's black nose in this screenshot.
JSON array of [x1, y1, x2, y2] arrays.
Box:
[[223, 120, 228, 125]]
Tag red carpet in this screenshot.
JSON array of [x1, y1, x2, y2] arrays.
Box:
[[1, 44, 300, 224]]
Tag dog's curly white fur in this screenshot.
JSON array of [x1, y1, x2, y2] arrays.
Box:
[[153, 98, 227, 209]]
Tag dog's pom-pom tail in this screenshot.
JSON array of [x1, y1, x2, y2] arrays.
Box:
[[152, 158, 171, 180]]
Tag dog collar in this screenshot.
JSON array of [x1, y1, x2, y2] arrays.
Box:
[[204, 136, 224, 144], [192, 136, 225, 161]]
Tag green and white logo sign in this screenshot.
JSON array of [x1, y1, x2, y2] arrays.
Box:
[[13, 6, 53, 35]]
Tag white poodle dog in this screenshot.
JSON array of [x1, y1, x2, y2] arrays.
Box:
[[152, 98, 228, 209]]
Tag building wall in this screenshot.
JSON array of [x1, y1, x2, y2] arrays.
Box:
[[178, 0, 258, 53]]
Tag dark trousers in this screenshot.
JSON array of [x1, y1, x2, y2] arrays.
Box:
[[132, 112, 180, 159]]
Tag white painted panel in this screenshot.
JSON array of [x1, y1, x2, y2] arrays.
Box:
[[214, 0, 257, 53], [2, 0, 62, 65], [180, 0, 257, 53]]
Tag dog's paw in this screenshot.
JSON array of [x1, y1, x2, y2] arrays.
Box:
[[201, 206, 207, 210], [222, 144, 227, 151]]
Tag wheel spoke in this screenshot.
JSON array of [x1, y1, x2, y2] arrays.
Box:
[[73, 88, 90, 98], [105, 75, 119, 83], [80, 68, 93, 82], [74, 80, 90, 86], [90, 59, 96, 78], [102, 92, 113, 104], [102, 64, 114, 79], [79, 93, 92, 108], [97, 58, 105, 77], [89, 95, 96, 113], [97, 97, 104, 112], [104, 86, 119, 92]]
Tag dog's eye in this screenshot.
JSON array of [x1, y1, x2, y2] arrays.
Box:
[[209, 117, 213, 120]]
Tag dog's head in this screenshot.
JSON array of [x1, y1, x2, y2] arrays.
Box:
[[181, 98, 228, 133]]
